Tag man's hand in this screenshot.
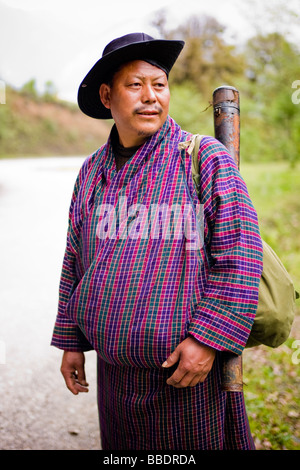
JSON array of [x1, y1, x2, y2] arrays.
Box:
[[60, 351, 89, 395], [162, 336, 216, 388]]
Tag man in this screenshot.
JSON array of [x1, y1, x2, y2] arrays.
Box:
[[51, 32, 263, 450]]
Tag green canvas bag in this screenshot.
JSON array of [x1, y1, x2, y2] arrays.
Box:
[[246, 240, 298, 348], [179, 134, 298, 349]]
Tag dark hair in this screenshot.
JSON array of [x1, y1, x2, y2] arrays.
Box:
[[103, 64, 124, 87]]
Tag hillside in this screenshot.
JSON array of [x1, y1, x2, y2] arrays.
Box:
[[0, 86, 111, 158]]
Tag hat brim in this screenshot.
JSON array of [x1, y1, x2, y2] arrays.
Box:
[[77, 39, 184, 119]]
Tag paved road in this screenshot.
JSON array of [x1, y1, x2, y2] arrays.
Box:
[[0, 156, 101, 450]]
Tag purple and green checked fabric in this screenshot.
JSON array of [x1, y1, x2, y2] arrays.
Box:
[[51, 115, 263, 449], [97, 354, 255, 450]]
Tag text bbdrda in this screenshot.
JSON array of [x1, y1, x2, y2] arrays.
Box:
[[103, 453, 196, 466]]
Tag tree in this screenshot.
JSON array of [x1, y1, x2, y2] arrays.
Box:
[[21, 78, 38, 99], [150, 10, 300, 165], [151, 11, 245, 99], [43, 80, 57, 102], [244, 33, 300, 165]]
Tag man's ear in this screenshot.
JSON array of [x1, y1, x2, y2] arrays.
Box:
[[99, 83, 111, 109]]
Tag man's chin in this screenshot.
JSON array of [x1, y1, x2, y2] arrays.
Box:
[[136, 120, 166, 138]]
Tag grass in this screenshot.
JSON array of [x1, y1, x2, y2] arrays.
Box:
[[240, 162, 300, 450]]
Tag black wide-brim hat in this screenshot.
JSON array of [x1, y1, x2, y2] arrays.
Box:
[[77, 32, 185, 119]]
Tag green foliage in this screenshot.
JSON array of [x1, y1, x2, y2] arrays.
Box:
[[241, 162, 300, 450], [169, 82, 213, 135], [154, 13, 245, 100], [0, 86, 109, 157], [43, 80, 58, 102], [1, 9, 300, 165], [153, 11, 300, 165], [21, 78, 38, 99], [241, 162, 300, 289], [243, 33, 300, 165], [20, 78, 58, 103], [244, 342, 300, 450]]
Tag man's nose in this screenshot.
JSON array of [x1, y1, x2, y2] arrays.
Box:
[[141, 84, 156, 103]]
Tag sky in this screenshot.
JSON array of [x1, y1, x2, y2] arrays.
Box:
[[0, 0, 299, 103]]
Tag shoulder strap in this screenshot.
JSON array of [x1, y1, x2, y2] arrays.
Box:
[[191, 134, 203, 197], [178, 134, 203, 198], [178, 134, 211, 267]]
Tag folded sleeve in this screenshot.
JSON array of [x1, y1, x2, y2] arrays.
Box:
[[188, 138, 263, 355]]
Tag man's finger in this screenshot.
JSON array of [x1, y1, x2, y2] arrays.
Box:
[[167, 369, 207, 388], [62, 368, 89, 395], [74, 379, 89, 392], [60, 351, 89, 395], [76, 368, 89, 387], [162, 347, 180, 368], [166, 367, 187, 387], [64, 373, 79, 395], [189, 374, 203, 387]]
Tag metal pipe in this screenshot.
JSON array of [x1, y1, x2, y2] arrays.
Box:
[[213, 85, 243, 392]]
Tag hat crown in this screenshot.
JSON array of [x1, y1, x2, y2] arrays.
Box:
[[103, 32, 154, 57]]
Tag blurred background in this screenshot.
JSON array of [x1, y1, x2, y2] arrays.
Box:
[[0, 0, 299, 450]]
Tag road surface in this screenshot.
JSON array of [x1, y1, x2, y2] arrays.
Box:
[[0, 156, 100, 450]]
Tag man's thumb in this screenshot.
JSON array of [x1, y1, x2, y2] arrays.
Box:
[[162, 348, 180, 368]]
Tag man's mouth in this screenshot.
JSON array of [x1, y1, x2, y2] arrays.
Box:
[[137, 110, 159, 115], [135, 107, 162, 116]]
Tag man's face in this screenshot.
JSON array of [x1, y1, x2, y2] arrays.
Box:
[[99, 60, 170, 147]]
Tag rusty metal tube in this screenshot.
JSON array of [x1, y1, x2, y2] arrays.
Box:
[[213, 85, 243, 392], [221, 352, 243, 392], [213, 85, 240, 168]]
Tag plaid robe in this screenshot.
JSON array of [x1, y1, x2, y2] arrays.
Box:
[[51, 116, 263, 449]]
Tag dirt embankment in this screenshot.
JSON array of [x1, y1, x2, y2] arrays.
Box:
[[1, 87, 111, 157]]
